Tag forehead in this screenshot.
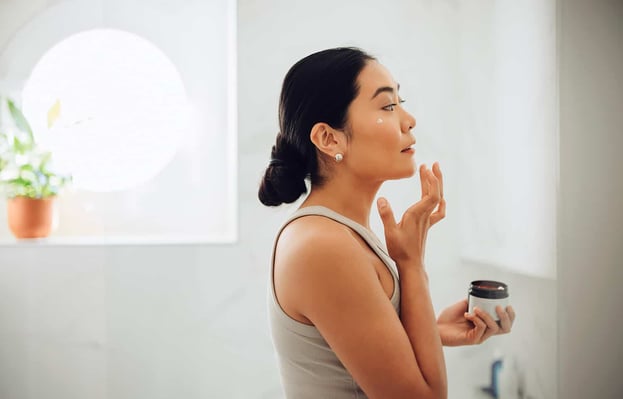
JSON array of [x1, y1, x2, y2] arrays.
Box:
[[356, 61, 397, 96]]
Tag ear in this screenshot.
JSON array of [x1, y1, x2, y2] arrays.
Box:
[[309, 122, 346, 158]]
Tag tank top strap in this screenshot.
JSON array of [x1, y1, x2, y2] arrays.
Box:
[[283, 206, 387, 254]]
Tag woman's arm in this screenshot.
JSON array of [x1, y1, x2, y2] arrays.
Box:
[[375, 162, 447, 397], [395, 265, 447, 393]]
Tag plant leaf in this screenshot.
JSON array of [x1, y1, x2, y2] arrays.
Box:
[[39, 151, 52, 171], [47, 99, 61, 128], [6, 99, 34, 144], [8, 177, 33, 187], [19, 164, 35, 173], [12, 136, 27, 154]]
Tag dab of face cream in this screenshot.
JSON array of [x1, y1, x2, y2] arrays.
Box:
[[376, 118, 383, 124]]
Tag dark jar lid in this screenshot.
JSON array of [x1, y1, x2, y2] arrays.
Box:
[[468, 280, 509, 299]]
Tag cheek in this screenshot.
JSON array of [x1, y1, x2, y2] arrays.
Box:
[[374, 123, 402, 149], [348, 114, 402, 151], [350, 129, 400, 168]]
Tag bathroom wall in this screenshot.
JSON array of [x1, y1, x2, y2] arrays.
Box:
[[0, 1, 563, 398], [558, 0, 623, 398]]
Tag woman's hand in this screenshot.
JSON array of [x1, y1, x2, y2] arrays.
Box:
[[377, 162, 446, 267], [436, 299, 516, 346]]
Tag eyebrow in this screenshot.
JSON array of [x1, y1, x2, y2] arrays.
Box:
[[371, 83, 400, 100]]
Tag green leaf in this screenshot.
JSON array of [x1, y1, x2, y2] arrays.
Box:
[[19, 164, 35, 173], [12, 134, 33, 154], [8, 177, 33, 187], [39, 151, 52, 170], [6, 98, 35, 144], [12, 136, 22, 153]]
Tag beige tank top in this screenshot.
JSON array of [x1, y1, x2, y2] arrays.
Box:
[[268, 206, 401, 399]]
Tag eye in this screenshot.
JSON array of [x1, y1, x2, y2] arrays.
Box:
[[382, 98, 406, 112]]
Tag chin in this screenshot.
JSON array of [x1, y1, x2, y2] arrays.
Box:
[[401, 169, 417, 179], [386, 167, 416, 181], [401, 162, 417, 178]]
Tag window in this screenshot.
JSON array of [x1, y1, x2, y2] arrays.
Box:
[[23, 29, 189, 193], [0, 1, 237, 243]]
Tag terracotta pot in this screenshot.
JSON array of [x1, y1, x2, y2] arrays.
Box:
[[7, 196, 55, 239]]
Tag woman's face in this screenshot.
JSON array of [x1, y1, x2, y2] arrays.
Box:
[[343, 61, 417, 182]]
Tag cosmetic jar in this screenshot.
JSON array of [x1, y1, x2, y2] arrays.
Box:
[[467, 280, 509, 322]]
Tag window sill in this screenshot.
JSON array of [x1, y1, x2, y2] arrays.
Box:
[[0, 234, 236, 246]]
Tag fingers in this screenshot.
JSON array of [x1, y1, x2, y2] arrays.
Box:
[[429, 162, 446, 226], [464, 311, 487, 344], [427, 166, 441, 204], [466, 305, 516, 345], [496, 305, 515, 333], [474, 307, 500, 341], [417, 164, 440, 211], [507, 305, 516, 324], [377, 197, 396, 236], [430, 198, 446, 226], [432, 162, 444, 198], [453, 298, 469, 314], [419, 164, 428, 200]]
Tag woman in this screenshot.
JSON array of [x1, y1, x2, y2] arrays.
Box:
[[258, 47, 515, 399]]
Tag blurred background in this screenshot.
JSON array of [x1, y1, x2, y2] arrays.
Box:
[[0, 0, 621, 398]]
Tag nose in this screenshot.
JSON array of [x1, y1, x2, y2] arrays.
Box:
[[402, 110, 416, 133]]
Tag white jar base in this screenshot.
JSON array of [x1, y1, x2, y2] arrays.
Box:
[[467, 295, 509, 321]]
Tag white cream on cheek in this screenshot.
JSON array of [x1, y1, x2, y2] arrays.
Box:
[[376, 117, 383, 124]]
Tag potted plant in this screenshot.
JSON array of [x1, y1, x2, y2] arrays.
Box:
[[0, 97, 71, 239]]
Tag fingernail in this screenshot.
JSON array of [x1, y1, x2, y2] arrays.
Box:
[[377, 198, 386, 208]]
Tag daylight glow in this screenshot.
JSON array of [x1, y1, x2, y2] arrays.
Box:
[[22, 29, 189, 192]]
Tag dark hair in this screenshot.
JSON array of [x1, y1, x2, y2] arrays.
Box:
[[258, 47, 376, 206]]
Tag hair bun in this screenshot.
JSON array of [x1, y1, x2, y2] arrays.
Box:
[[258, 155, 307, 206]]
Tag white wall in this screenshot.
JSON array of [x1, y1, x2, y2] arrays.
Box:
[[456, 0, 558, 279], [558, 0, 623, 398], [0, 1, 562, 398]]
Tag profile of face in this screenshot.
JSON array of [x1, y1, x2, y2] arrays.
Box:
[[339, 61, 417, 182], [259, 48, 417, 207]]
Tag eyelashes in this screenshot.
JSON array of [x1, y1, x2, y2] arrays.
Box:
[[382, 99, 406, 111]]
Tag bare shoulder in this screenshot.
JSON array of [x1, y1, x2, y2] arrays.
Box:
[[275, 214, 379, 284], [273, 214, 376, 323], [276, 214, 363, 262]]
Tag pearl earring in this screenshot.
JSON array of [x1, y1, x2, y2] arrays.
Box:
[[335, 153, 343, 162]]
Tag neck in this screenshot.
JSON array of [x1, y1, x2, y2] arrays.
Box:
[[301, 174, 383, 229]]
